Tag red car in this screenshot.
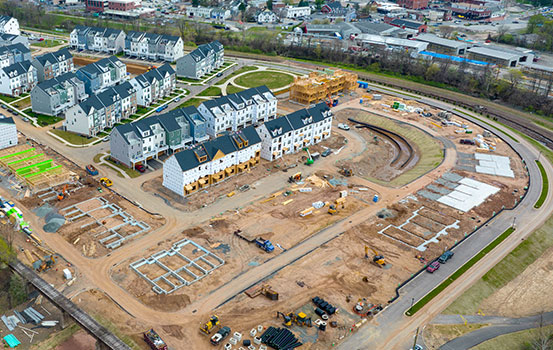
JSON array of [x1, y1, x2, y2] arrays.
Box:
[[38, 38, 44, 41], [426, 261, 440, 273], [135, 164, 146, 173]]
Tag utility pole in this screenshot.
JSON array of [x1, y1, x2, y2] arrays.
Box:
[[412, 326, 420, 350]]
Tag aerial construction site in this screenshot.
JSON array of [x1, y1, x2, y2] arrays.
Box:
[[0, 72, 532, 350]]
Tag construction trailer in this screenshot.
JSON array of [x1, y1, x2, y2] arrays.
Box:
[[290, 69, 358, 105]]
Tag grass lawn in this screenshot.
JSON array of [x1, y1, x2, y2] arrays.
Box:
[[177, 76, 201, 83], [24, 109, 63, 126], [105, 157, 140, 178], [444, 217, 553, 315], [11, 96, 31, 109], [174, 98, 203, 109], [425, 324, 487, 349], [226, 85, 245, 94], [473, 325, 553, 350], [99, 163, 124, 178], [198, 86, 222, 96], [535, 160, 548, 209], [216, 66, 259, 85], [50, 129, 97, 145], [234, 71, 294, 90], [0, 95, 18, 103], [31, 39, 65, 48], [93, 153, 103, 163]]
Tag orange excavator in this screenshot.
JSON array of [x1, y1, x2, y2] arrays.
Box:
[[57, 184, 67, 201]]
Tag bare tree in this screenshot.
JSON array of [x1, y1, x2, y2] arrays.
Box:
[[439, 25, 455, 39], [531, 313, 553, 350]]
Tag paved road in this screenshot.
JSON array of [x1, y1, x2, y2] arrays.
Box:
[[336, 86, 553, 350]]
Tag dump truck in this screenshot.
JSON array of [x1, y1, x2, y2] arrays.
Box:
[[143, 329, 168, 350], [254, 238, 274, 253], [86, 164, 98, 176]]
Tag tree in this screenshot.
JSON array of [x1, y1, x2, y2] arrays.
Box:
[[8, 274, 26, 308], [298, 0, 309, 6], [239, 2, 246, 12], [530, 313, 553, 350], [439, 25, 455, 39], [497, 24, 508, 41], [508, 69, 523, 89], [315, 0, 324, 9], [266, 0, 273, 10], [192, 0, 200, 6]]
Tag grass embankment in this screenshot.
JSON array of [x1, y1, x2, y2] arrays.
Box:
[[233, 71, 294, 90], [174, 98, 203, 109], [31, 39, 65, 48], [473, 325, 553, 350], [226, 85, 245, 94], [535, 160, 548, 209], [198, 86, 222, 96], [23, 109, 63, 126], [105, 157, 140, 178], [50, 129, 97, 145], [30, 324, 80, 350], [216, 65, 258, 85], [406, 227, 516, 316]]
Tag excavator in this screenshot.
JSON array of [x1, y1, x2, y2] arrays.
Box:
[[339, 167, 353, 177], [57, 184, 67, 201], [365, 246, 387, 268], [276, 311, 312, 328], [288, 172, 302, 183], [200, 315, 220, 334], [328, 197, 346, 215]]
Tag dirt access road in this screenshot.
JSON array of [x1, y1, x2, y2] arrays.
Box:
[[336, 88, 553, 350]]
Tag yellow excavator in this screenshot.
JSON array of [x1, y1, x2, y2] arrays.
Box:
[[328, 197, 346, 214], [276, 311, 312, 328], [200, 315, 220, 334], [365, 246, 387, 268]]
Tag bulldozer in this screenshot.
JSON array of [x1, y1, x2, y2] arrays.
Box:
[[276, 311, 312, 328], [365, 246, 387, 268], [200, 315, 220, 334], [339, 167, 353, 177]]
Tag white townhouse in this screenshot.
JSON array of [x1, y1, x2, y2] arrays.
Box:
[[186, 6, 213, 18], [30, 72, 87, 117], [0, 16, 20, 36], [256, 9, 278, 23], [0, 116, 17, 150], [124, 31, 183, 62], [129, 63, 176, 107], [70, 26, 126, 54], [197, 86, 277, 137], [0, 61, 37, 97], [256, 102, 333, 161], [162, 126, 261, 197], [283, 6, 311, 19]]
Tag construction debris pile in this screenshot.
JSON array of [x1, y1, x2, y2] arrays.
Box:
[[290, 69, 358, 105]]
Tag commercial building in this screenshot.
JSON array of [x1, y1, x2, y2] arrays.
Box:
[[176, 41, 224, 79], [467, 46, 520, 67], [0, 116, 17, 150], [321, 2, 357, 22], [397, 0, 428, 10], [162, 126, 261, 197], [70, 26, 126, 54], [385, 18, 427, 34], [110, 106, 209, 168], [448, 3, 491, 19], [76, 55, 127, 94], [64, 81, 137, 136], [129, 64, 176, 107], [211, 8, 231, 20], [198, 86, 277, 137], [0, 61, 37, 97], [414, 34, 468, 55], [283, 6, 311, 19], [354, 33, 428, 52], [0, 43, 31, 69], [30, 73, 88, 117], [257, 103, 332, 161], [290, 69, 357, 105], [0, 16, 20, 36], [124, 31, 184, 62], [31, 48, 74, 83], [185, 6, 212, 18]]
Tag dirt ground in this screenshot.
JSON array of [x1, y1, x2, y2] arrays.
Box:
[[141, 133, 347, 212], [73, 56, 149, 75], [54, 330, 96, 350]]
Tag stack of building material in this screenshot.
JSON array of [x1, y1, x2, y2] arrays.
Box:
[[22, 307, 44, 324], [260, 327, 302, 349]]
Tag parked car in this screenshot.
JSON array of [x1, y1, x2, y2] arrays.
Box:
[[322, 149, 332, 157], [210, 326, 231, 345], [460, 139, 475, 145], [216, 72, 223, 77], [410, 345, 424, 350], [22, 117, 29, 122], [7, 108, 13, 113], [174, 97, 181, 102], [12, 111, 18, 116], [438, 250, 454, 264], [135, 164, 146, 173], [38, 37, 44, 41], [426, 261, 440, 273], [1, 104, 6, 109], [338, 123, 350, 130], [102, 136, 109, 142]]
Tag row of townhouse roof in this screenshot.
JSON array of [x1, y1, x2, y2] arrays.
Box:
[[0, 33, 28, 48], [64, 81, 137, 136], [0, 16, 20, 36], [129, 64, 176, 107], [75, 55, 127, 95], [110, 106, 209, 168], [70, 26, 184, 62], [0, 43, 31, 69], [161, 102, 333, 197], [176, 41, 224, 79], [31, 48, 74, 83]]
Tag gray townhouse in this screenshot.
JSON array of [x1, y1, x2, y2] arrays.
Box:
[[76, 55, 127, 94], [30, 72, 87, 117], [64, 81, 137, 137], [176, 41, 224, 79], [0, 43, 31, 69], [31, 48, 74, 83], [110, 106, 208, 168], [129, 63, 176, 107], [0, 33, 28, 47], [70, 26, 126, 54], [124, 31, 184, 62]]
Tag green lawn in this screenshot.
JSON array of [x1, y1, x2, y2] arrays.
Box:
[[177, 76, 200, 83], [444, 217, 553, 315], [50, 129, 97, 145], [198, 86, 222, 96], [105, 157, 140, 178], [24, 109, 63, 126], [216, 66, 259, 85], [406, 227, 516, 316], [0, 95, 18, 103], [174, 98, 203, 109], [535, 160, 548, 209], [234, 71, 294, 90], [31, 39, 65, 48], [473, 325, 553, 350], [12, 96, 31, 109], [226, 85, 245, 94]]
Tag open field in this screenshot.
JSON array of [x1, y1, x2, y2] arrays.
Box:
[[216, 65, 258, 85], [234, 71, 294, 90], [472, 326, 553, 350], [197, 86, 222, 97]]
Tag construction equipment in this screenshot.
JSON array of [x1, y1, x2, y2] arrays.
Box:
[[200, 315, 220, 334], [57, 184, 67, 201], [276, 311, 312, 328], [100, 177, 113, 187], [365, 246, 387, 268], [34, 255, 56, 272], [288, 172, 302, 183], [339, 167, 353, 177], [328, 197, 346, 214], [85, 164, 98, 176], [254, 238, 275, 253], [304, 148, 314, 165], [143, 329, 168, 350]]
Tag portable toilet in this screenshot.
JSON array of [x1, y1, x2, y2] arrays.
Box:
[[373, 195, 379, 203]]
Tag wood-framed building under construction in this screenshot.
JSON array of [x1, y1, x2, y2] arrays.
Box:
[[290, 69, 358, 105]]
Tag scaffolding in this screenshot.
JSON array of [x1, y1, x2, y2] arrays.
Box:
[[0, 145, 70, 190], [290, 69, 358, 105]]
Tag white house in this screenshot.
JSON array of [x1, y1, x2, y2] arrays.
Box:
[[0, 16, 20, 36], [257, 9, 278, 23], [186, 6, 212, 18], [70, 26, 126, 54], [283, 6, 311, 19], [124, 31, 184, 62], [198, 86, 277, 137], [162, 125, 261, 197], [0, 61, 37, 97], [0, 116, 17, 150], [257, 102, 332, 161], [130, 63, 176, 107]]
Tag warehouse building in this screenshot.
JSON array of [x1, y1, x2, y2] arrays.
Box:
[[467, 46, 520, 67], [414, 34, 468, 55]]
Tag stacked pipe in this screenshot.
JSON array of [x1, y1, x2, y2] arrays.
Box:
[[260, 326, 302, 349], [312, 296, 336, 315]]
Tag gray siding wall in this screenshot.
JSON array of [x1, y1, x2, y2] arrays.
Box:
[[30, 87, 54, 116], [176, 55, 198, 78]]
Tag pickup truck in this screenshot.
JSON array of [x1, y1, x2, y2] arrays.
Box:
[[438, 250, 454, 264], [210, 326, 230, 345], [426, 261, 440, 273]]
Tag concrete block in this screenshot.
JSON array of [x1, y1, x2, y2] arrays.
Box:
[[253, 337, 261, 345], [229, 338, 237, 345], [250, 328, 257, 337], [233, 332, 242, 341], [248, 346, 256, 350], [257, 325, 263, 332], [224, 344, 232, 350], [259, 346, 267, 350]]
